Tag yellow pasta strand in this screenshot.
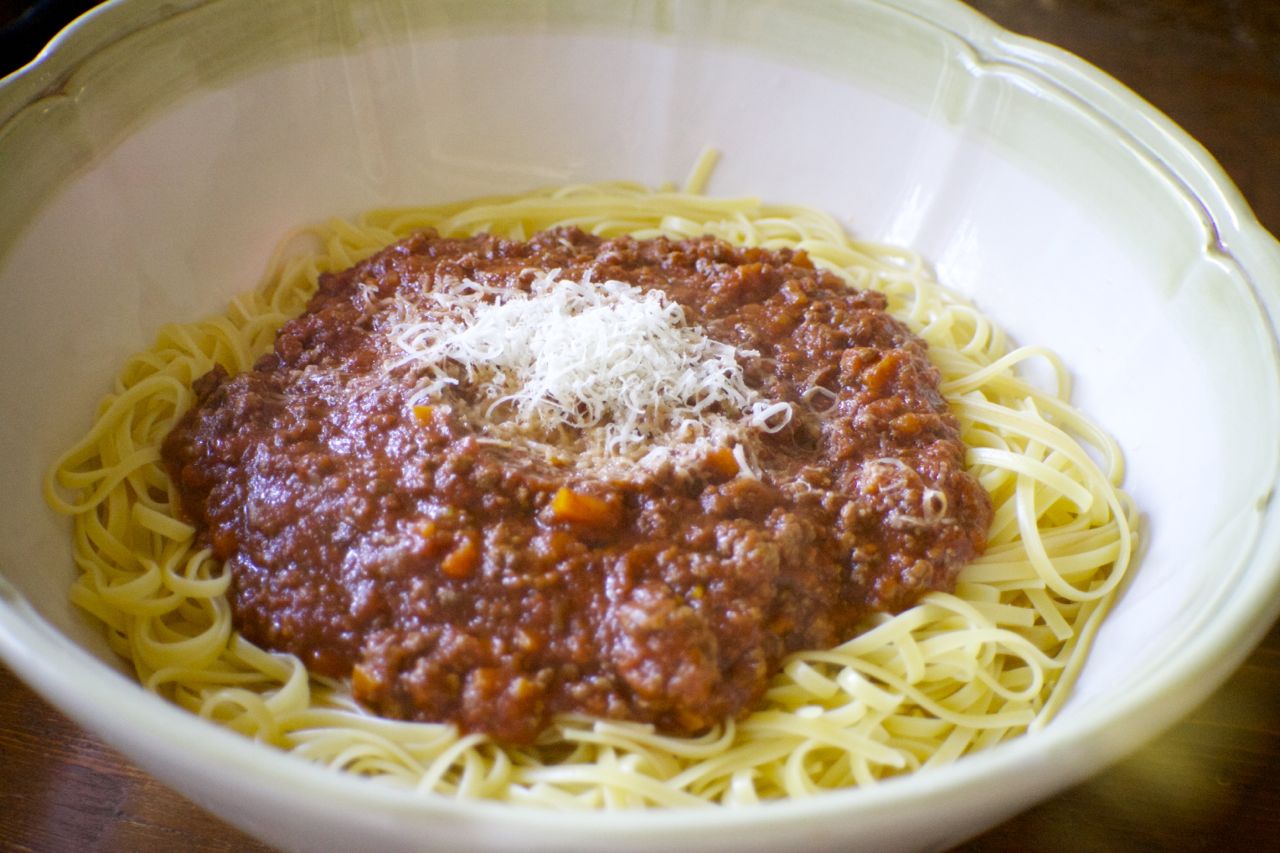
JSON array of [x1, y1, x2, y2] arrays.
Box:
[[44, 178, 1135, 807]]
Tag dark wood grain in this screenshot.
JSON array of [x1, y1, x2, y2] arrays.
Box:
[[3, 1, 1279, 851], [0, 664, 273, 852]]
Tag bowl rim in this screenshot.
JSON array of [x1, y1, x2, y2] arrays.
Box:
[[2, 0, 1280, 837]]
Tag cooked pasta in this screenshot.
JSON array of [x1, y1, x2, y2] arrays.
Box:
[[44, 165, 1136, 807]]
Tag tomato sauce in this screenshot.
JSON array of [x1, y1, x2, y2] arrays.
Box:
[[163, 228, 991, 743]]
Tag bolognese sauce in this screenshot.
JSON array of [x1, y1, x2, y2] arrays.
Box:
[[162, 227, 991, 744]]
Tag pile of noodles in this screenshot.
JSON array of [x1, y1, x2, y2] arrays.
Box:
[[45, 161, 1135, 808]]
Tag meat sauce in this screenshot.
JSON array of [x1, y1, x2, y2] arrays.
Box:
[[162, 228, 992, 744]]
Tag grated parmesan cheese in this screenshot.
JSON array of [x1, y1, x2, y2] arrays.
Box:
[[382, 271, 792, 473]]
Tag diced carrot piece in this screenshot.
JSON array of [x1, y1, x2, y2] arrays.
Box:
[[352, 664, 376, 697], [441, 538, 479, 578], [782, 281, 809, 305], [705, 447, 740, 477], [551, 487, 615, 525], [863, 350, 902, 393], [515, 628, 541, 652], [412, 404, 434, 423]]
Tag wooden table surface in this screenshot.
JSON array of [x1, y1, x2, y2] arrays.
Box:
[[3, 0, 1279, 850]]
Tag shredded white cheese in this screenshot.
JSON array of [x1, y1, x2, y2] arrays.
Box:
[[383, 271, 792, 468]]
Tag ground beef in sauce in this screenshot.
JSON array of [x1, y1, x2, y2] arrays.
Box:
[[161, 227, 992, 744]]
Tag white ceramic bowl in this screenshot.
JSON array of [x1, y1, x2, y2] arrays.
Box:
[[3, 1, 1279, 850]]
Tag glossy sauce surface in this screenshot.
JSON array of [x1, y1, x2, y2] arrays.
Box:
[[162, 228, 991, 743]]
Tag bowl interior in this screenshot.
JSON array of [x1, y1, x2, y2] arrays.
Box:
[[2, 1, 1279, 850]]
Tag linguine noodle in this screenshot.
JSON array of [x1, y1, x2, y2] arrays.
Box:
[[44, 170, 1136, 808]]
